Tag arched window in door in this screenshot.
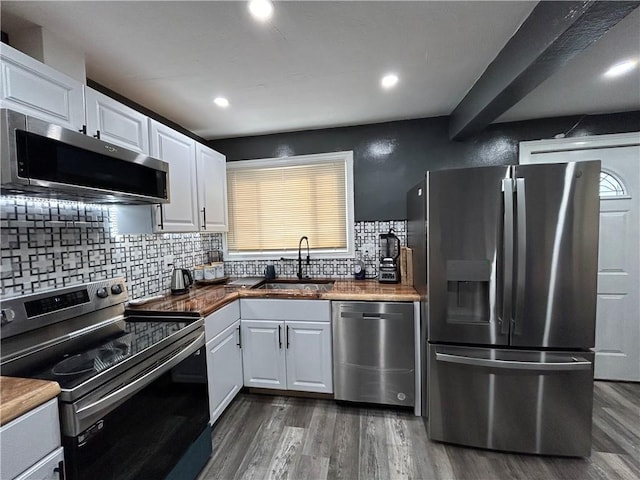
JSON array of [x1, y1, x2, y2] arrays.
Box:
[[600, 170, 627, 198]]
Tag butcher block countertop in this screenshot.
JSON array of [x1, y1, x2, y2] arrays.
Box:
[[127, 279, 419, 317], [0, 377, 61, 426]]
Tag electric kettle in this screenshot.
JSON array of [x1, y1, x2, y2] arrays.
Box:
[[170, 268, 194, 295]]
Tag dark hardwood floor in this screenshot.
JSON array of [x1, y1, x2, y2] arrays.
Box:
[[198, 381, 640, 480]]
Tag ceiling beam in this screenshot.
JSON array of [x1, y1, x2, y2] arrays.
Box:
[[448, 1, 640, 141]]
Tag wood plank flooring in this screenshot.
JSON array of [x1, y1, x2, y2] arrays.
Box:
[[198, 381, 640, 480]]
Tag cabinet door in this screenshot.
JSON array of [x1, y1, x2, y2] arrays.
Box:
[[84, 87, 150, 154], [150, 121, 199, 232], [241, 320, 286, 390], [196, 144, 228, 232], [285, 321, 333, 393], [0, 44, 84, 130], [206, 321, 243, 425]]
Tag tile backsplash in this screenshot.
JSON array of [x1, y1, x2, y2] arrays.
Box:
[[1, 196, 406, 299]]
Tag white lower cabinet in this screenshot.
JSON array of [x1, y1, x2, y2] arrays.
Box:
[[241, 320, 287, 390], [204, 301, 243, 425], [285, 321, 333, 393], [206, 320, 244, 425], [240, 299, 333, 394], [0, 398, 63, 480]]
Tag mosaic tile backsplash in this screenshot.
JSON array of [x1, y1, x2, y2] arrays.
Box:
[[0, 197, 406, 299]]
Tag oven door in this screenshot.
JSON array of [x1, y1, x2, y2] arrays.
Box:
[[61, 330, 210, 480]]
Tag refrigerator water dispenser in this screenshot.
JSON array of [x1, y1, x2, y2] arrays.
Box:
[[445, 260, 491, 323]]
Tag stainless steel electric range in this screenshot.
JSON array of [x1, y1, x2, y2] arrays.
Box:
[[1, 278, 211, 480]]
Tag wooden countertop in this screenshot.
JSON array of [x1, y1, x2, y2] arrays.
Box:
[[0, 377, 61, 426], [127, 279, 420, 317]]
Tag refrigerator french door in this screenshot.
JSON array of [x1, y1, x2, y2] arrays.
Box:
[[410, 160, 600, 457]]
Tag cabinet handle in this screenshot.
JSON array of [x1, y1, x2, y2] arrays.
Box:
[[79, 125, 87, 135], [278, 325, 282, 349], [54, 460, 65, 480], [93, 130, 101, 139], [157, 204, 164, 230], [237, 326, 242, 348], [286, 325, 290, 349], [202, 207, 207, 230]]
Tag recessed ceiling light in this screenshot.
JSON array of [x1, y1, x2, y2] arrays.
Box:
[[604, 59, 638, 78], [214, 97, 229, 108], [248, 0, 273, 22], [381, 74, 399, 89]]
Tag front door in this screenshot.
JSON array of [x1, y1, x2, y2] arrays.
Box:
[[520, 135, 640, 381]]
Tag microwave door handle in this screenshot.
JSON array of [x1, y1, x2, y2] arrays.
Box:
[[75, 332, 204, 421], [157, 204, 164, 230], [514, 178, 527, 336], [501, 179, 514, 336]]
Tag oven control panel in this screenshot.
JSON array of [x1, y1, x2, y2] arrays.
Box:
[[0, 278, 128, 339], [25, 289, 90, 318]]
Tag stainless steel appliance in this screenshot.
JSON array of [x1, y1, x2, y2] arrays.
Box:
[[379, 230, 400, 283], [1, 108, 170, 204], [333, 301, 414, 407], [0, 278, 210, 480], [407, 161, 600, 457], [171, 267, 194, 295]]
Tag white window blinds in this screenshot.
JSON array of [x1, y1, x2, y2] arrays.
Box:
[[226, 152, 353, 256]]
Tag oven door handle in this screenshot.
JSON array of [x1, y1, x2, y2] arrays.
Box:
[[75, 332, 205, 421]]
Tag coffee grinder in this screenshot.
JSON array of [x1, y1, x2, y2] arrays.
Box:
[[379, 229, 400, 283]]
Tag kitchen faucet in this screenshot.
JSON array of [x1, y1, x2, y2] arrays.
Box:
[[297, 236, 310, 280]]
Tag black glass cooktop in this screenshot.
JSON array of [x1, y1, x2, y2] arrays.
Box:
[[29, 320, 195, 390]]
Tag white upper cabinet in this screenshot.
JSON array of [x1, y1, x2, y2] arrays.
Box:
[[150, 120, 199, 232], [196, 143, 228, 232], [0, 43, 84, 130], [84, 87, 150, 154]]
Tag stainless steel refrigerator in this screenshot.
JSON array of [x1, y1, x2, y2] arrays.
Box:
[[407, 161, 600, 457]]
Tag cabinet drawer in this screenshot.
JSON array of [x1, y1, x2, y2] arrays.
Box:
[[205, 300, 240, 342], [0, 398, 61, 480], [240, 299, 330, 321], [14, 447, 64, 480]]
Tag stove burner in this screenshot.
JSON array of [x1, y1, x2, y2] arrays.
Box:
[[94, 345, 128, 371], [52, 353, 95, 376], [52, 343, 129, 376]]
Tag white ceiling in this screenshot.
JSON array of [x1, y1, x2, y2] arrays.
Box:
[[1, 1, 638, 140]]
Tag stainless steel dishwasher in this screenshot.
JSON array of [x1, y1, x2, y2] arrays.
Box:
[[332, 301, 415, 407]]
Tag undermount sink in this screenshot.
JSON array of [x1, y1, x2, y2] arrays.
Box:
[[257, 280, 335, 292]]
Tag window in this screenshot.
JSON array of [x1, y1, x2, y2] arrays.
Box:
[[599, 170, 627, 198], [225, 151, 354, 259]]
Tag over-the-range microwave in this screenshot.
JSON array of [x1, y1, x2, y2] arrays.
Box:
[[0, 108, 170, 204]]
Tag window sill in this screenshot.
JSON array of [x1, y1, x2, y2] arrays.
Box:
[[225, 249, 354, 261]]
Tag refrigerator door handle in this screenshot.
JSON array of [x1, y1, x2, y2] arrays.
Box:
[[514, 178, 527, 336], [501, 179, 515, 336], [435, 352, 592, 371]]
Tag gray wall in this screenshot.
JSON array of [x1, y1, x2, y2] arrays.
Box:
[[210, 111, 640, 221]]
